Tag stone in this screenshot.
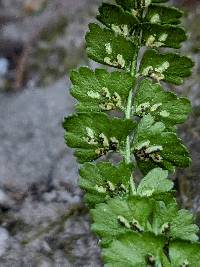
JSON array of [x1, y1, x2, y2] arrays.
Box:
[[0, 189, 13, 208], [0, 58, 9, 76], [0, 228, 10, 257], [0, 78, 76, 189]]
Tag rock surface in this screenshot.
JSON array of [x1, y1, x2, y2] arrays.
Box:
[[0, 228, 10, 257], [0, 0, 102, 266], [0, 78, 102, 266]]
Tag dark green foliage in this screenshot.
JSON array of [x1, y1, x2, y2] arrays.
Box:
[[79, 162, 133, 207], [145, 4, 183, 25], [86, 24, 137, 70], [133, 114, 191, 174], [134, 79, 191, 127], [63, 113, 135, 163], [63, 0, 200, 266], [140, 50, 194, 84], [71, 67, 135, 112], [103, 232, 169, 267], [97, 3, 138, 30], [141, 23, 186, 49]]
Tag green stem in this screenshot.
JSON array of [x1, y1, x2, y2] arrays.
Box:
[[125, 89, 133, 163], [125, 97, 136, 194], [125, 44, 140, 195]]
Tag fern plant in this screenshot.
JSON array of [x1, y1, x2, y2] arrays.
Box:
[[63, 0, 200, 266]]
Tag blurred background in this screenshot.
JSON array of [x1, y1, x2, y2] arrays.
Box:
[[0, 0, 199, 266]]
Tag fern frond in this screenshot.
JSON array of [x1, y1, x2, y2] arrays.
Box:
[[86, 23, 137, 70], [79, 161, 133, 207], [63, 0, 200, 265], [103, 232, 170, 267], [140, 50, 194, 85], [133, 79, 191, 127], [97, 3, 186, 49], [137, 167, 173, 195], [63, 113, 135, 163], [92, 196, 198, 245], [71, 67, 135, 112], [133, 114, 191, 174], [145, 4, 183, 25], [103, 232, 200, 267]]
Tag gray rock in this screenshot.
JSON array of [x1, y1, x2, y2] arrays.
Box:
[[0, 76, 101, 266], [0, 189, 13, 208], [0, 78, 76, 189], [0, 228, 10, 257], [43, 191, 57, 203], [2, 0, 101, 43], [0, 58, 9, 76], [38, 260, 52, 267]]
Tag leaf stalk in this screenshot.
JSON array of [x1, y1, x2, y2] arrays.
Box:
[[125, 40, 140, 194]]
